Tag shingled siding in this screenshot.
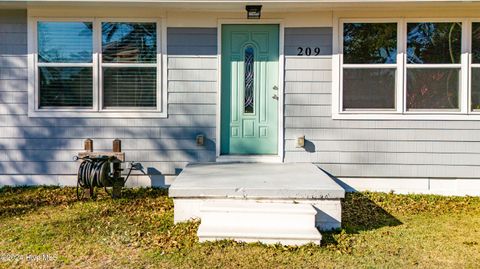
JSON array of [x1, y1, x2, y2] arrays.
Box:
[[0, 12, 217, 185], [284, 27, 480, 179]]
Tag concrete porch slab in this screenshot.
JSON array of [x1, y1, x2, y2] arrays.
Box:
[[169, 162, 345, 199]]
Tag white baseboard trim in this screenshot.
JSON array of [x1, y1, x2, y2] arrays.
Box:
[[0, 175, 175, 188], [1, 175, 479, 197], [336, 177, 480, 196]]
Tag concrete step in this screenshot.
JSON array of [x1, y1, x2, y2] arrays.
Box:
[[197, 201, 322, 246]]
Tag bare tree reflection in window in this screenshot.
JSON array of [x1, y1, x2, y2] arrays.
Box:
[[406, 22, 461, 110]]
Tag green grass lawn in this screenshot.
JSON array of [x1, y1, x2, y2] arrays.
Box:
[[0, 187, 479, 268]]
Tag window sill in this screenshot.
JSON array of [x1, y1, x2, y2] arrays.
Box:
[[28, 110, 167, 118], [332, 112, 480, 121]]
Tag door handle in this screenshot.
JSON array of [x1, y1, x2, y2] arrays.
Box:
[[272, 94, 279, 100]]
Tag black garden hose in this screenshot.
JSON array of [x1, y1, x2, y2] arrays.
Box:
[[76, 156, 113, 199], [76, 156, 139, 199]]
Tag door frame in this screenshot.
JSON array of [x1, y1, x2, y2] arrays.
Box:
[[216, 19, 285, 163]]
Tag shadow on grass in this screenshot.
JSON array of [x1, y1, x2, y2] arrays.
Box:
[[341, 192, 403, 233], [315, 168, 403, 247], [0, 186, 77, 218], [321, 192, 403, 248], [0, 186, 169, 219]]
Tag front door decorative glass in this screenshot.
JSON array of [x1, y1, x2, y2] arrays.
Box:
[[244, 46, 255, 114]]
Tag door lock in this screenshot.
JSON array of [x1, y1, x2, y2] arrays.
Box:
[[272, 94, 279, 100], [273, 86, 278, 90]]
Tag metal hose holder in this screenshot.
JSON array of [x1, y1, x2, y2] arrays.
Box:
[[75, 139, 126, 199]]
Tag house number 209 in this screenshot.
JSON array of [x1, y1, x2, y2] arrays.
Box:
[[297, 47, 321, 56]]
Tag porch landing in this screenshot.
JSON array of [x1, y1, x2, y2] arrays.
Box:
[[169, 163, 345, 245], [169, 162, 345, 199]]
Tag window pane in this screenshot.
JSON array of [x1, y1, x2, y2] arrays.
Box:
[[343, 23, 397, 64], [103, 67, 156, 108], [472, 23, 480, 63], [343, 68, 396, 109], [39, 67, 93, 107], [102, 22, 157, 63], [471, 68, 480, 110], [407, 22, 461, 64], [244, 46, 254, 114], [38, 22, 93, 63], [406, 68, 460, 110]]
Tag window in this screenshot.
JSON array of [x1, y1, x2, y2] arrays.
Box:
[[406, 22, 462, 110], [471, 23, 480, 111], [101, 22, 157, 109], [31, 18, 164, 117], [335, 19, 478, 119], [342, 23, 398, 110], [37, 22, 93, 108]]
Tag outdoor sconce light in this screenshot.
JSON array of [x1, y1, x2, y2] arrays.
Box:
[[296, 136, 305, 148], [196, 134, 205, 146], [246, 5, 262, 19]]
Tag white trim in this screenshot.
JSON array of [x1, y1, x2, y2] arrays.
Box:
[[100, 63, 157, 68], [333, 17, 480, 120], [36, 63, 94, 67], [215, 23, 221, 158], [161, 17, 168, 115], [27, 15, 35, 117], [397, 18, 405, 114], [342, 64, 398, 68], [338, 177, 480, 196], [216, 19, 285, 162], [331, 13, 340, 121], [28, 16, 167, 118], [405, 64, 462, 68], [468, 18, 480, 114], [279, 22, 285, 162], [93, 18, 100, 112]]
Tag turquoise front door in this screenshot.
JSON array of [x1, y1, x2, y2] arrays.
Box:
[[220, 24, 279, 155]]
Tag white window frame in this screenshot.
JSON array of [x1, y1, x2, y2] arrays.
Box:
[[339, 19, 403, 114], [403, 18, 467, 115], [469, 18, 480, 114], [28, 17, 167, 118], [332, 17, 480, 120]]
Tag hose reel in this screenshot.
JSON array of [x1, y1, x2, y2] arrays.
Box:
[[76, 155, 123, 199], [75, 139, 138, 200]]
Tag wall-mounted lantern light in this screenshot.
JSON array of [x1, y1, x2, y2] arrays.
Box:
[[246, 5, 262, 19]]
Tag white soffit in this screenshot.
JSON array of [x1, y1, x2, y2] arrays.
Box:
[[10, 0, 480, 13]]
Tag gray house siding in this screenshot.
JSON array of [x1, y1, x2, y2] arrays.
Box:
[[284, 27, 480, 179], [0, 12, 217, 185], [1, 10, 480, 186]]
